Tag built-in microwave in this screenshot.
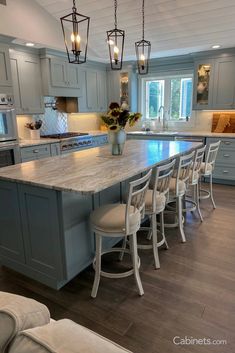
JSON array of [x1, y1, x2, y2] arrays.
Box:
[[0, 94, 18, 142]]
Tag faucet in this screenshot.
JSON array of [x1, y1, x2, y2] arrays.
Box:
[[158, 105, 168, 131]]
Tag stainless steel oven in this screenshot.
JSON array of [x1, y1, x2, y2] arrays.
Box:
[[0, 142, 20, 167], [0, 94, 18, 142]]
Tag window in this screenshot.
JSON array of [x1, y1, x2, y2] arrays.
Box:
[[143, 74, 193, 121]]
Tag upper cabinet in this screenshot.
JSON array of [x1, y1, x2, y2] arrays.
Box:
[[193, 55, 235, 110], [78, 67, 107, 113], [41, 57, 82, 97], [193, 60, 215, 110], [212, 57, 235, 109], [107, 69, 138, 112], [10, 51, 44, 115], [0, 44, 12, 87]]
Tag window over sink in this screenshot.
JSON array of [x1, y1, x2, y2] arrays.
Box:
[[142, 73, 193, 122]]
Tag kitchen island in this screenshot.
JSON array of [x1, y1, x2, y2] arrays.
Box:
[[0, 140, 200, 289]]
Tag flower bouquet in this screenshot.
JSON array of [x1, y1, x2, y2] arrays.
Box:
[[101, 102, 141, 155]]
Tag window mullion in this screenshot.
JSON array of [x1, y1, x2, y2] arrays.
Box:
[[164, 78, 171, 118]]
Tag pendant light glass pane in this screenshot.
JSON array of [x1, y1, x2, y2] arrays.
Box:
[[135, 39, 151, 74], [107, 28, 125, 70], [60, 2, 90, 64]]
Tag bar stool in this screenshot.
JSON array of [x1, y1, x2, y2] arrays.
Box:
[[183, 145, 206, 222], [199, 140, 221, 209], [138, 159, 176, 269], [90, 169, 152, 298], [166, 151, 195, 243]]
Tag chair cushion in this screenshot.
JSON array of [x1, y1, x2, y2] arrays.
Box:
[[90, 203, 140, 234], [0, 291, 50, 353], [200, 162, 213, 175], [169, 178, 186, 197], [9, 319, 132, 353], [145, 190, 166, 214]]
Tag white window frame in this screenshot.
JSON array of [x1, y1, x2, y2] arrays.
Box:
[[140, 72, 193, 123]]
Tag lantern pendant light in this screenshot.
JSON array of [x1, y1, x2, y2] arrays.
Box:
[[135, 0, 151, 74], [107, 0, 125, 70], [60, 0, 90, 64]]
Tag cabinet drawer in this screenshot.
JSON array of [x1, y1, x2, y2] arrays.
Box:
[[21, 144, 51, 162], [216, 149, 235, 164], [213, 165, 235, 181], [207, 137, 235, 150]]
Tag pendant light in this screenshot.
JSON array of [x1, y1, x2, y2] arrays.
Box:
[[107, 0, 125, 70], [135, 0, 151, 75], [60, 0, 90, 64]]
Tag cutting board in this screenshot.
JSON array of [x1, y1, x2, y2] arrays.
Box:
[[212, 113, 235, 133]]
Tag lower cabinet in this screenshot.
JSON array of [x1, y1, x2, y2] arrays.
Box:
[[0, 181, 25, 263], [21, 144, 51, 162], [92, 135, 108, 147], [206, 137, 235, 183]]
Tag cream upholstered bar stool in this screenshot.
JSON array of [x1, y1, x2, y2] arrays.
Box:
[[165, 151, 195, 243], [199, 140, 221, 209], [183, 145, 206, 222], [90, 169, 152, 298], [138, 159, 176, 269]]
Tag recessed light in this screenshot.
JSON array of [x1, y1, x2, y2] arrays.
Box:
[[212, 45, 221, 49], [26, 42, 35, 47]]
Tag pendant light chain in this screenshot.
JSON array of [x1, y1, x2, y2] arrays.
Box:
[[142, 0, 145, 40], [114, 0, 117, 29], [72, 0, 76, 11]]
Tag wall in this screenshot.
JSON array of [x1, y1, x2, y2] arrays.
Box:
[[0, 0, 65, 51], [67, 113, 101, 132]]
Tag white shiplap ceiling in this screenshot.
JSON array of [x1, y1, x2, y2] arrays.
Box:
[[35, 0, 235, 62]]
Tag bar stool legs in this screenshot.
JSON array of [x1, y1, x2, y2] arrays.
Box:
[[91, 234, 102, 299], [177, 196, 186, 243], [129, 233, 144, 296], [151, 214, 160, 269], [210, 174, 216, 209]]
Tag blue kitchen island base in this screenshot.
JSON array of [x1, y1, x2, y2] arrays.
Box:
[[0, 180, 122, 289]]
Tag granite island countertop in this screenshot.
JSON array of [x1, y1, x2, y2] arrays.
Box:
[[0, 140, 201, 195], [128, 131, 235, 138]]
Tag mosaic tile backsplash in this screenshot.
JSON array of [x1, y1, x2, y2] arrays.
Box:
[[34, 97, 68, 136]]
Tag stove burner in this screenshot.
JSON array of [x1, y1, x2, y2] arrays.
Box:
[[41, 132, 89, 139]]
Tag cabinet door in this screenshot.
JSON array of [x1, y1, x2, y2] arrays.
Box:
[[50, 143, 61, 156], [67, 63, 80, 89], [212, 57, 235, 109], [18, 185, 64, 279], [0, 181, 25, 263], [50, 58, 68, 88], [193, 60, 214, 110], [86, 70, 98, 111], [97, 71, 107, 112], [77, 69, 87, 112], [0, 44, 12, 87], [10, 57, 23, 114], [20, 56, 44, 114]]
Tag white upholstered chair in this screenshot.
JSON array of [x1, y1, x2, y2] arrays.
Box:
[[166, 151, 195, 243], [199, 140, 221, 208], [90, 170, 152, 298], [138, 159, 176, 269]]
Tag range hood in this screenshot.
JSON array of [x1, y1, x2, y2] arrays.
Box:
[[56, 97, 78, 113]]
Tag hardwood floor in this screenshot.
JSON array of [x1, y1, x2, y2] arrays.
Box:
[[1, 183, 235, 353]]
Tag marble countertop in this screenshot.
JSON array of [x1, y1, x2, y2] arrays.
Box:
[[0, 140, 201, 195], [19, 131, 108, 148], [128, 131, 235, 138]]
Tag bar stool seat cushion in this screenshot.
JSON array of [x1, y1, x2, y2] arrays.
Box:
[[189, 170, 199, 184], [169, 178, 186, 196], [145, 190, 166, 214], [200, 162, 213, 175], [90, 204, 140, 234]]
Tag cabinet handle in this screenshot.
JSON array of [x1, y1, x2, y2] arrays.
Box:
[[223, 154, 230, 157], [33, 149, 39, 153], [223, 141, 231, 145], [223, 170, 229, 174]]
